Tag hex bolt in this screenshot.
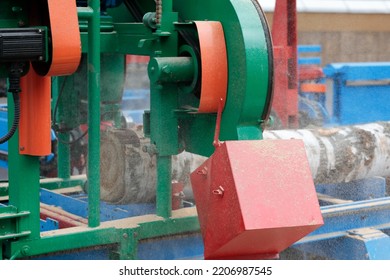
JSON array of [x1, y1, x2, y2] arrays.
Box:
[[21, 246, 30, 256]]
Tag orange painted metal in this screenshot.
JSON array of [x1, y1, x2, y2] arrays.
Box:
[[19, 0, 81, 156], [45, 0, 81, 76], [195, 21, 228, 113], [19, 69, 52, 156], [300, 83, 326, 93]]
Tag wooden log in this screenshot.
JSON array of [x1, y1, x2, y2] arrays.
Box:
[[100, 126, 206, 203], [264, 122, 390, 184], [100, 122, 390, 203]]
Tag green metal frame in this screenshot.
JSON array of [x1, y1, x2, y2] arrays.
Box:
[[0, 0, 272, 259]]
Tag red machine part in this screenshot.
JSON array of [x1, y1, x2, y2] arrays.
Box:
[[299, 67, 326, 95], [190, 139, 323, 260], [126, 55, 150, 64], [299, 65, 325, 81], [271, 0, 299, 128], [171, 181, 185, 210]]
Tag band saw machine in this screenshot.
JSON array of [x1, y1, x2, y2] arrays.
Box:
[[0, 0, 323, 260]]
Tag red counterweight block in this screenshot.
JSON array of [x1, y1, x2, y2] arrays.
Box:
[[190, 139, 323, 260]]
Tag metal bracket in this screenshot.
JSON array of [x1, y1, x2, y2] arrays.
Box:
[[0, 206, 31, 241]]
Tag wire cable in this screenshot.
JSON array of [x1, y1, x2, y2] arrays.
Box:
[[0, 69, 22, 144], [52, 76, 88, 146]]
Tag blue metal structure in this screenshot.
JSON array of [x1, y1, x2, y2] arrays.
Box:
[[324, 62, 390, 125], [292, 196, 390, 260], [298, 45, 322, 66], [36, 187, 204, 260], [292, 47, 390, 259], [34, 175, 390, 260], [297, 45, 331, 127]]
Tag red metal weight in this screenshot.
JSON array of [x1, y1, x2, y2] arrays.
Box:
[[190, 139, 324, 259]]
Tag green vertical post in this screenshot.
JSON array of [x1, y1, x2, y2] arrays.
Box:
[[7, 92, 40, 239], [149, 1, 178, 219], [52, 77, 71, 179], [148, 57, 195, 218], [162, 0, 173, 15], [87, 0, 101, 228], [156, 156, 172, 218], [57, 134, 71, 178], [150, 82, 177, 219]]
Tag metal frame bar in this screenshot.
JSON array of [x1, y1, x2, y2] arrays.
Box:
[[292, 197, 390, 259], [86, 0, 101, 228]]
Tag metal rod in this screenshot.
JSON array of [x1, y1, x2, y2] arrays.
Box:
[[77, 7, 94, 19], [87, 0, 101, 228]]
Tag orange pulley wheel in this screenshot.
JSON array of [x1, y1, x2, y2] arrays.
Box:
[[195, 21, 228, 113], [33, 0, 82, 76]]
